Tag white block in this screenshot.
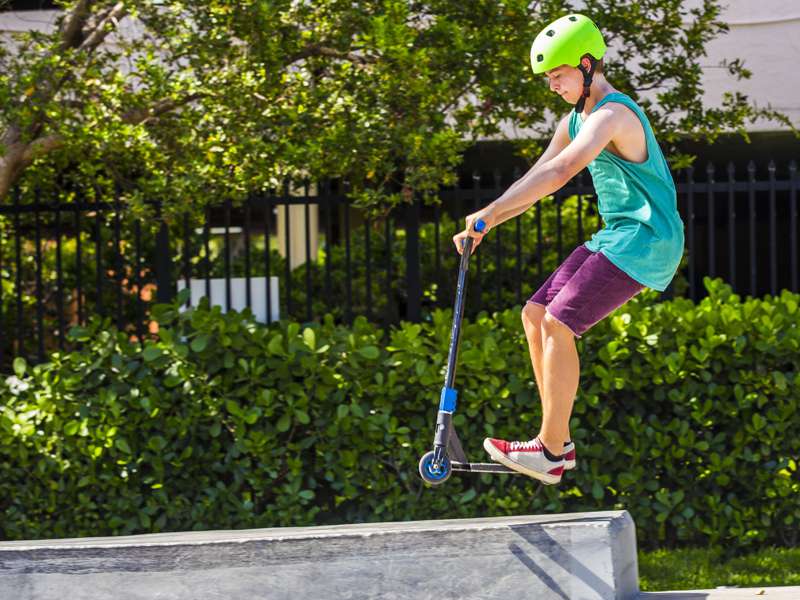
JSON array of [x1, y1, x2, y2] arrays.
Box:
[[176, 276, 279, 323]]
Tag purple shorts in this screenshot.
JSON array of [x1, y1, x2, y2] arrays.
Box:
[[528, 244, 645, 337]]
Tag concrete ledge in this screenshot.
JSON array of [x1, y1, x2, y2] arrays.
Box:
[[0, 510, 639, 600]]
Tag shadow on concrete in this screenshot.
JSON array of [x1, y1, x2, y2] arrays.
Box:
[[508, 523, 616, 599], [508, 542, 571, 600]]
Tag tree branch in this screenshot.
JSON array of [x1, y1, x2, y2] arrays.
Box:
[[288, 44, 376, 66], [58, 0, 93, 50], [121, 93, 207, 125], [20, 135, 64, 165], [79, 2, 128, 53], [0, 134, 63, 199]]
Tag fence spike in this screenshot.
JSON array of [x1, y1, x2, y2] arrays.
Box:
[[492, 169, 502, 189], [726, 162, 735, 179]]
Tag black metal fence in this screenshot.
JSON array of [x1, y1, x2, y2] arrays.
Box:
[[1, 160, 798, 368]]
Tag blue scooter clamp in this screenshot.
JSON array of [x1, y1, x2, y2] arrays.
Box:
[[439, 386, 458, 413]]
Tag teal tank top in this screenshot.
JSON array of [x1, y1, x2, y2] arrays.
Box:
[[569, 92, 684, 291]]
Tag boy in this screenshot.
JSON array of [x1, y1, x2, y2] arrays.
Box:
[[452, 14, 684, 485]]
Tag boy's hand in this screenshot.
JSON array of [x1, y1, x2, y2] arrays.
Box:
[[453, 205, 496, 255]]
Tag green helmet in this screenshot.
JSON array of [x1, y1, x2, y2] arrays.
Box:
[[530, 14, 606, 74]]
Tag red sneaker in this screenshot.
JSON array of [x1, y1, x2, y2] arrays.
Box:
[[483, 437, 564, 485]]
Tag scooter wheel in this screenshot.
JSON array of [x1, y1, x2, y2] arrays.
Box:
[[418, 450, 452, 485]]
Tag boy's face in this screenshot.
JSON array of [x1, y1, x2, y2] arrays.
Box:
[[544, 65, 583, 106]]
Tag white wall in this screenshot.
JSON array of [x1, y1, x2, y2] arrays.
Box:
[[695, 1, 800, 130], [0, 9, 59, 34]]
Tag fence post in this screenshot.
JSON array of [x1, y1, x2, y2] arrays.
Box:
[[155, 205, 174, 303], [405, 192, 422, 322]]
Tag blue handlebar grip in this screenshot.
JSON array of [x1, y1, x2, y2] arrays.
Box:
[[474, 219, 486, 233]]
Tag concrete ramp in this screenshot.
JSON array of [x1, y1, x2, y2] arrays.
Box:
[[0, 510, 639, 600]]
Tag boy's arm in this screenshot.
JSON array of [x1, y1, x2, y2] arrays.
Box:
[[489, 106, 621, 226], [495, 115, 571, 219]]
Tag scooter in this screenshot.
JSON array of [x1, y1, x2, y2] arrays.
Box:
[[418, 218, 520, 484]]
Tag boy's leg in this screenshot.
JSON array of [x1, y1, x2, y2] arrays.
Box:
[[535, 250, 645, 457], [537, 312, 579, 456], [520, 303, 546, 404], [485, 246, 646, 484], [521, 302, 571, 444], [520, 245, 595, 450]]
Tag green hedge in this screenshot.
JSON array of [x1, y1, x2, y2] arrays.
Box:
[[1, 278, 797, 550]]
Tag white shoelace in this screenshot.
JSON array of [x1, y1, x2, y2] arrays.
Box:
[[509, 439, 541, 451]]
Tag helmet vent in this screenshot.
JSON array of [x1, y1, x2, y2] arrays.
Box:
[[536, 53, 544, 62], [546, 29, 555, 37], [569, 16, 578, 22]]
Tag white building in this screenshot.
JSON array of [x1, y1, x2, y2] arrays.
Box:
[[695, 0, 800, 131]]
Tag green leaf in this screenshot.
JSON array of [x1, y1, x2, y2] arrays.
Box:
[[460, 488, 477, 503], [63, 420, 80, 436], [244, 408, 260, 425], [226, 399, 242, 417], [13, 357, 26, 378], [591, 481, 604, 500], [142, 345, 162, 362], [159, 328, 174, 344], [148, 436, 167, 452], [176, 287, 191, 306], [276, 413, 291, 432], [191, 334, 210, 353], [772, 371, 788, 391], [115, 438, 132, 454], [303, 327, 316, 350], [268, 335, 284, 355], [358, 346, 379, 359]]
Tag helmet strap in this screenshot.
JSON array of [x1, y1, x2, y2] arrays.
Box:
[[574, 56, 598, 114]]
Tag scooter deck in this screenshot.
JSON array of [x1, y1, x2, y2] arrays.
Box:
[[445, 422, 520, 474], [451, 462, 520, 474]]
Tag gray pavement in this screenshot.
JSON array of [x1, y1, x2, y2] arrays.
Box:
[[639, 587, 800, 599]]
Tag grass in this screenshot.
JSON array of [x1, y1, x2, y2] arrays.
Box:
[[639, 546, 800, 591]]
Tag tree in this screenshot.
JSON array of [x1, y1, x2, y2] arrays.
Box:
[[0, 0, 792, 216]]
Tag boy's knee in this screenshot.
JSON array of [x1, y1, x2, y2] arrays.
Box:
[[541, 311, 575, 337], [521, 302, 545, 331]]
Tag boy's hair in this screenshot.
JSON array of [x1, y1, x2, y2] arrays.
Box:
[[593, 57, 604, 75]]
